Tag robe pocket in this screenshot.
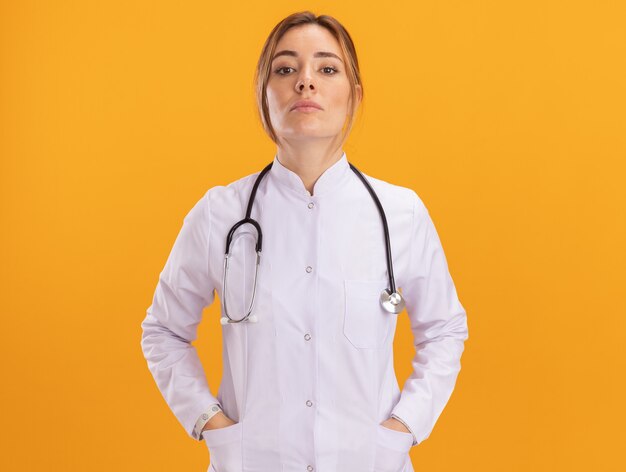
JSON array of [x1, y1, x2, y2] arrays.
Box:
[[203, 422, 243, 472], [343, 279, 393, 349], [373, 424, 413, 472]]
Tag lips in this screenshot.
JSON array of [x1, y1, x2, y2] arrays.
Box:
[[291, 100, 323, 111]]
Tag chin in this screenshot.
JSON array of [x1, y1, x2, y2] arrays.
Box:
[[283, 125, 326, 136], [286, 131, 333, 141]]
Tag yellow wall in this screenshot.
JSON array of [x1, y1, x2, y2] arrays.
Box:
[[1, 1, 624, 470]]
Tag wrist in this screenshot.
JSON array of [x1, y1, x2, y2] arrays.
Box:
[[390, 414, 417, 446], [194, 403, 223, 439], [382, 417, 410, 434], [201, 411, 231, 432]]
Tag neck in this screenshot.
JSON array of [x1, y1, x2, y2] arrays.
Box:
[[276, 140, 344, 196]]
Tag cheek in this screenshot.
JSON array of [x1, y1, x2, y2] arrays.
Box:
[[267, 85, 292, 112], [330, 89, 352, 117], [330, 81, 352, 108], [265, 89, 283, 122], [266, 87, 278, 108]]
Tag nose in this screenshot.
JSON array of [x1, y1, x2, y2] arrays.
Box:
[[295, 76, 315, 93]]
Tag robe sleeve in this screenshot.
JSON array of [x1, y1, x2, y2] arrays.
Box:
[[140, 190, 220, 441], [390, 191, 469, 446]]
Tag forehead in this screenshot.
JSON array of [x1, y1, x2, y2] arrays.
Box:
[[275, 24, 342, 55]]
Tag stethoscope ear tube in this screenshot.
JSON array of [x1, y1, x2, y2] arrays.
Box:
[[220, 163, 273, 324], [225, 218, 263, 253], [221, 248, 262, 324]]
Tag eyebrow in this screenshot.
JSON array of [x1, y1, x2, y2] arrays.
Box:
[[271, 50, 344, 63]]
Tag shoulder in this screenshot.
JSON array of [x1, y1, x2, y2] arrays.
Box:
[[357, 171, 429, 218], [176, 170, 262, 228], [200, 169, 263, 207]]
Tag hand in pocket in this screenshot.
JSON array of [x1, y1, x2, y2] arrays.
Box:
[[204, 421, 243, 472]]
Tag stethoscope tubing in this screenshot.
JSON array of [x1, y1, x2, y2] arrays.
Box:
[[348, 162, 398, 296], [221, 160, 403, 323]]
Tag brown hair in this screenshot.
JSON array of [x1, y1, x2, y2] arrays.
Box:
[[254, 11, 363, 149]]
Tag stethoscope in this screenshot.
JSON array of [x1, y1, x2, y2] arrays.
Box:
[[220, 160, 406, 324]]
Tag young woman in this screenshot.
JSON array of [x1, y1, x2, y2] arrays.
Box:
[[141, 11, 468, 472]]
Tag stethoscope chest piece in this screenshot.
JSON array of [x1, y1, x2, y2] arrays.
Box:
[[380, 288, 406, 314]]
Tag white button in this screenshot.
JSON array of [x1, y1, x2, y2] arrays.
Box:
[[304, 333, 311, 341], [201, 413, 208, 420], [307, 202, 315, 209], [305, 266, 313, 273], [307, 466, 314, 471], [306, 400, 313, 407]]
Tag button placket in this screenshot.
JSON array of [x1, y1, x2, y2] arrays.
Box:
[[300, 193, 318, 461]]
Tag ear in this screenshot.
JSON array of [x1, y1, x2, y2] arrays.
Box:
[[355, 84, 363, 105]]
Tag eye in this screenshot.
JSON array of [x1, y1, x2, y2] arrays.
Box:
[[273, 66, 340, 76], [274, 66, 294, 75]]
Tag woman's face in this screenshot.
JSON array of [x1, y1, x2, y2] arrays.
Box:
[[266, 24, 360, 145]]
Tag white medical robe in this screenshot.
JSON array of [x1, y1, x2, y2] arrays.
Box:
[[141, 151, 469, 472]]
